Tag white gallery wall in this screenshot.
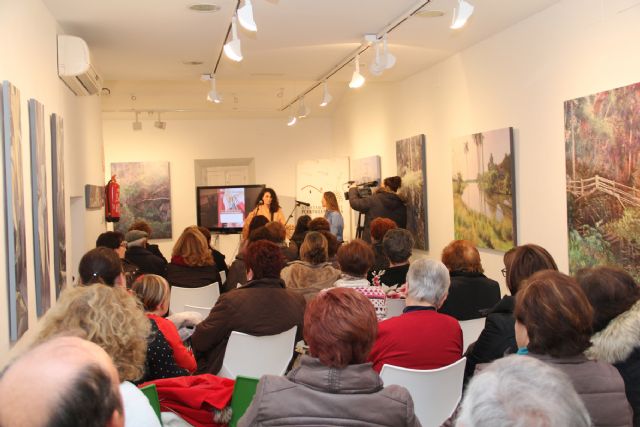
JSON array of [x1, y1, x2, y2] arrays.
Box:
[[102, 117, 333, 257], [0, 0, 105, 360], [332, 0, 640, 294]]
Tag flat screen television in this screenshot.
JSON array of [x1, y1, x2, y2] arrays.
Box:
[[196, 185, 265, 233]]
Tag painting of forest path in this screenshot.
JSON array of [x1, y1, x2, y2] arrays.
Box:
[[111, 162, 172, 239], [565, 82, 640, 279], [396, 134, 428, 250], [452, 127, 516, 251]]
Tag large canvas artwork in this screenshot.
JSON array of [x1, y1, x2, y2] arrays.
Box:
[[396, 135, 429, 250], [2, 82, 28, 341], [29, 99, 51, 316], [111, 161, 172, 238], [452, 127, 516, 251], [565, 81, 640, 278], [51, 113, 66, 295]]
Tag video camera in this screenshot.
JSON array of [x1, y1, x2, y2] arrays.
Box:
[[344, 180, 378, 200]]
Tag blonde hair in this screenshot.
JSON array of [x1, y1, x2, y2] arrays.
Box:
[[36, 284, 149, 382], [131, 274, 169, 312], [172, 226, 214, 267]]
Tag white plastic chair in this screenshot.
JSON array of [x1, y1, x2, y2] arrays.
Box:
[[459, 318, 486, 352], [380, 357, 467, 427], [385, 298, 406, 319], [217, 326, 297, 379], [170, 282, 219, 314], [184, 304, 212, 319]]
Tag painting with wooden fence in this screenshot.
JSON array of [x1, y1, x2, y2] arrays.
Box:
[[451, 127, 516, 251], [565, 81, 640, 279]]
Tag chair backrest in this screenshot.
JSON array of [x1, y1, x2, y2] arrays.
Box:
[[459, 318, 486, 352], [139, 383, 163, 425], [170, 282, 219, 314], [385, 298, 406, 319], [184, 304, 212, 319], [229, 375, 260, 427], [380, 357, 467, 427], [218, 326, 297, 379]]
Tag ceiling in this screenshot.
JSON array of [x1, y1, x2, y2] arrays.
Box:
[[43, 0, 562, 118]]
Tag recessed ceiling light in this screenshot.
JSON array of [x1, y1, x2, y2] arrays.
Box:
[[182, 60, 204, 66], [188, 4, 221, 12], [415, 9, 445, 18]]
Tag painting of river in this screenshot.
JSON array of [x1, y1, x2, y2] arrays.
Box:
[[565, 81, 640, 279], [452, 127, 516, 251]]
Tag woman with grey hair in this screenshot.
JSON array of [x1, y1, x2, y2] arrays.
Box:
[[368, 228, 414, 293], [368, 258, 462, 372]]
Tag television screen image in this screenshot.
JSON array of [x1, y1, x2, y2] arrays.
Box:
[[197, 185, 265, 233]]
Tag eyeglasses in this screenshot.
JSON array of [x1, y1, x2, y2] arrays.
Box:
[[501, 268, 507, 277]]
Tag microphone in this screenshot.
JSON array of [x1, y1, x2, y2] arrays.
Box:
[[257, 200, 264, 205], [295, 200, 310, 207], [347, 180, 356, 185], [358, 180, 379, 188]]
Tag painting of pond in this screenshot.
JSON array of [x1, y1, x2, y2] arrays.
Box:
[[452, 127, 516, 251]]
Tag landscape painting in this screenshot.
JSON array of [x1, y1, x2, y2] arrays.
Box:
[[51, 113, 66, 295], [452, 127, 516, 251], [396, 134, 429, 250], [29, 99, 51, 316], [565, 81, 640, 278], [111, 161, 172, 239]]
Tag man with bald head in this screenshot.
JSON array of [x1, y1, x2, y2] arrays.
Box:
[[0, 336, 124, 427]]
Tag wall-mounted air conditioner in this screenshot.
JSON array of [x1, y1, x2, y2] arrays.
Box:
[[57, 35, 103, 96]]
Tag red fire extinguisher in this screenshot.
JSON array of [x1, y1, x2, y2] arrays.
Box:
[[105, 175, 121, 222]]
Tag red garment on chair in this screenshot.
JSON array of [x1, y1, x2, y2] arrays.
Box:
[[140, 374, 235, 427]]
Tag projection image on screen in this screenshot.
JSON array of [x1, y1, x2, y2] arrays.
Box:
[[197, 185, 264, 233]]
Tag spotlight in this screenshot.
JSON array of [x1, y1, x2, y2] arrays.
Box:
[[132, 111, 142, 131], [237, 0, 257, 32], [154, 112, 166, 130], [382, 34, 396, 69], [287, 115, 297, 126], [451, 0, 474, 29], [319, 81, 332, 107], [206, 75, 222, 103], [349, 54, 365, 89], [369, 40, 384, 76], [224, 16, 243, 62], [297, 98, 310, 118]]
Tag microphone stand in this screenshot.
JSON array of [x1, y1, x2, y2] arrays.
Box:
[[285, 202, 302, 226]]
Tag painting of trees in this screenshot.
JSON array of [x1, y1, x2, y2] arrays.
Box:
[[565, 81, 640, 278]]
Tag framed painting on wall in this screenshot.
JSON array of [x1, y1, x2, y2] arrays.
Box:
[[565, 81, 640, 279], [2, 81, 29, 341], [111, 161, 172, 239], [51, 113, 66, 296], [451, 127, 516, 251], [29, 99, 51, 316], [396, 134, 429, 250]]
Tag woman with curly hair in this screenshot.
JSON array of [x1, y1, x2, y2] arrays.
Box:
[[35, 284, 161, 427], [166, 226, 222, 291], [241, 187, 285, 239]]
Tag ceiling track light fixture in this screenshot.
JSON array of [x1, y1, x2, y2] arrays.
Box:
[[154, 112, 167, 130], [237, 0, 257, 32], [223, 15, 243, 62], [132, 111, 142, 131], [202, 74, 222, 103], [297, 97, 311, 118], [287, 115, 297, 126], [349, 54, 365, 89], [451, 0, 474, 30], [319, 81, 332, 107]]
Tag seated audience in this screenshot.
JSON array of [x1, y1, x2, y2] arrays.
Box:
[[439, 240, 500, 320], [124, 230, 167, 277], [369, 217, 398, 272], [238, 287, 420, 427], [290, 215, 311, 256], [166, 226, 221, 290], [368, 228, 413, 292], [307, 216, 331, 232], [191, 240, 306, 375], [0, 336, 126, 427], [335, 239, 387, 319], [79, 247, 127, 288], [515, 270, 632, 426], [36, 285, 161, 427], [320, 229, 340, 267], [578, 266, 640, 426], [368, 258, 462, 372], [197, 226, 229, 276], [96, 231, 140, 287], [265, 221, 297, 262], [225, 215, 269, 292], [280, 231, 341, 301], [132, 274, 196, 374], [129, 219, 167, 262], [456, 355, 591, 427], [464, 244, 557, 383]]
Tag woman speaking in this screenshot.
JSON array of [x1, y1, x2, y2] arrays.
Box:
[[322, 191, 344, 242], [242, 187, 285, 239]]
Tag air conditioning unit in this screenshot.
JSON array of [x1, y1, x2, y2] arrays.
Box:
[[57, 35, 103, 96]]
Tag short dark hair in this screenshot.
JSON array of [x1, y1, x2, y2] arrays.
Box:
[[337, 239, 374, 277], [300, 232, 328, 264], [515, 270, 593, 357], [383, 228, 413, 263], [245, 240, 286, 279], [95, 231, 124, 250], [293, 215, 311, 236], [78, 247, 123, 286], [249, 215, 269, 233], [370, 218, 397, 242], [319, 230, 339, 258], [265, 221, 286, 243], [45, 363, 123, 427], [576, 266, 640, 333], [383, 176, 402, 192], [308, 217, 331, 232], [507, 244, 558, 295], [304, 287, 377, 368]]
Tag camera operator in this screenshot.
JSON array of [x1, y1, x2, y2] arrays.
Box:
[[348, 176, 407, 242]]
